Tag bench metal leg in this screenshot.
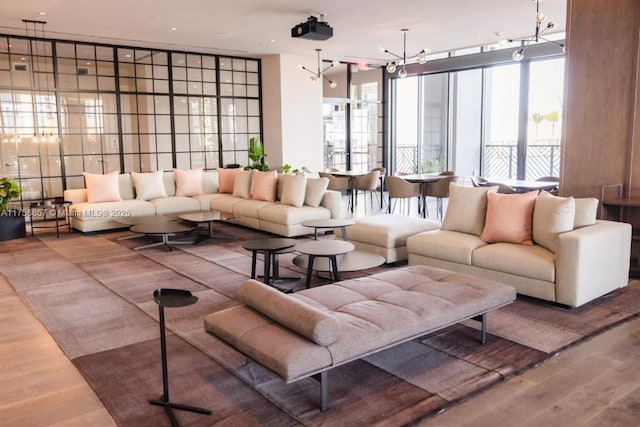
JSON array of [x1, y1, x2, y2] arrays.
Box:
[[312, 371, 329, 411], [472, 313, 487, 344]]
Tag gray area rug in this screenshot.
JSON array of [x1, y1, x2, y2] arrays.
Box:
[[1, 222, 639, 426]]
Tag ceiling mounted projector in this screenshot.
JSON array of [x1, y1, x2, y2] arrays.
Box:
[[291, 15, 333, 41]]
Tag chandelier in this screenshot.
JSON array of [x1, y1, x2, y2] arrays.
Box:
[[23, 19, 59, 143], [381, 29, 429, 78], [510, 0, 565, 61], [299, 49, 338, 88]]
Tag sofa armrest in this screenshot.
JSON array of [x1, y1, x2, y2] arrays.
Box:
[[320, 190, 344, 219], [556, 220, 631, 307], [64, 188, 88, 204]]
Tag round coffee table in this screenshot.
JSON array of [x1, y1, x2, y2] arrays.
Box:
[[295, 240, 355, 288], [242, 238, 299, 287], [301, 218, 356, 240], [178, 211, 233, 238], [129, 217, 196, 251]]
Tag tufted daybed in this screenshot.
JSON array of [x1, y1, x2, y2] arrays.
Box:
[[204, 265, 516, 410]]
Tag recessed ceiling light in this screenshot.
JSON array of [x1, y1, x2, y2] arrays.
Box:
[[270, 39, 276, 43], [20, 57, 26, 61], [171, 27, 177, 31], [86, 61, 91, 65], [125, 54, 131, 58], [39, 12, 46, 16]]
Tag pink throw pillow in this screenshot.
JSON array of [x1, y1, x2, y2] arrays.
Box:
[[252, 170, 278, 202], [83, 171, 121, 203], [174, 168, 203, 196], [480, 190, 538, 245], [217, 168, 238, 194]]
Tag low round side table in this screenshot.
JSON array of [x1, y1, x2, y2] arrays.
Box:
[[301, 218, 355, 240], [29, 198, 71, 238], [129, 218, 196, 251], [242, 238, 299, 287], [295, 240, 354, 288], [178, 210, 234, 238], [149, 289, 211, 425]]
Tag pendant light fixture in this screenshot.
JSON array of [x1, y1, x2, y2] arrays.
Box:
[[299, 48, 338, 88], [511, 0, 565, 61], [380, 29, 429, 78]]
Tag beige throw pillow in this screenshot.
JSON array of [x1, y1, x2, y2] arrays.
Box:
[[83, 171, 121, 203], [441, 183, 498, 236], [131, 170, 167, 200], [574, 197, 599, 228], [281, 173, 307, 207], [532, 191, 575, 253], [304, 177, 329, 207], [233, 169, 252, 199]]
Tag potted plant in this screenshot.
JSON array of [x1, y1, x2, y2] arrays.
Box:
[[246, 137, 270, 171], [0, 177, 26, 241]]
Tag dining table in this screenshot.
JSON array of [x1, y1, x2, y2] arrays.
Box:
[[398, 173, 446, 218], [485, 179, 559, 193]]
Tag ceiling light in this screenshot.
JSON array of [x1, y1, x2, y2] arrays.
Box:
[[509, 0, 565, 61], [171, 27, 177, 31], [381, 29, 429, 79], [298, 48, 338, 88]]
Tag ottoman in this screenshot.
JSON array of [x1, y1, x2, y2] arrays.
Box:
[[334, 214, 441, 263]]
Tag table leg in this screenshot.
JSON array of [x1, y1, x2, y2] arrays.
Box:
[[263, 250, 272, 285], [329, 255, 340, 282], [250, 251, 257, 279], [306, 255, 316, 289], [339, 226, 348, 241]]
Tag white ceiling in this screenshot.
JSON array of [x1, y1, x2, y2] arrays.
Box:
[[0, 0, 566, 64]]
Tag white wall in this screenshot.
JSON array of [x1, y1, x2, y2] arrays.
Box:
[[261, 54, 323, 172]]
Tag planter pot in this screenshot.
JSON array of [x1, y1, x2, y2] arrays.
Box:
[[0, 210, 26, 241]]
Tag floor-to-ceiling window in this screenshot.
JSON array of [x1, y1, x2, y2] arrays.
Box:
[[389, 42, 565, 180], [0, 34, 262, 205]]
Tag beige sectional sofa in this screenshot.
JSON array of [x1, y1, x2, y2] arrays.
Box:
[[64, 170, 343, 236], [406, 184, 632, 308]]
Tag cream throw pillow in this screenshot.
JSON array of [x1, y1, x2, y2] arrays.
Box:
[[174, 168, 203, 197], [532, 191, 575, 253], [233, 169, 252, 199], [442, 183, 498, 236], [480, 190, 538, 245], [131, 170, 167, 200], [304, 177, 329, 207], [83, 171, 121, 203], [281, 173, 307, 208], [574, 197, 599, 228]]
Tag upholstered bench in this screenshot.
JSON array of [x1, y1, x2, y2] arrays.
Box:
[[334, 214, 441, 262], [204, 265, 516, 410]]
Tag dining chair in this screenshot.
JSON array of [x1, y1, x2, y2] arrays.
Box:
[[371, 167, 387, 209], [489, 182, 517, 194], [439, 171, 455, 176], [470, 176, 489, 187], [353, 170, 381, 213], [319, 172, 352, 210], [536, 176, 559, 194], [425, 175, 461, 220], [385, 176, 422, 216]]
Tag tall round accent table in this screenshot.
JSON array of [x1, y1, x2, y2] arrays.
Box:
[[149, 288, 211, 426]]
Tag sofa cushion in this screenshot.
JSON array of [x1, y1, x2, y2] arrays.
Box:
[[218, 168, 238, 194], [210, 194, 245, 213], [69, 199, 155, 221], [442, 183, 498, 236], [281, 173, 307, 208], [238, 279, 340, 346], [305, 177, 329, 207], [132, 171, 167, 200], [83, 171, 121, 203], [151, 196, 201, 215], [118, 173, 135, 200], [406, 229, 487, 265], [472, 243, 555, 283], [259, 204, 330, 225], [533, 191, 575, 253], [233, 199, 274, 218], [252, 170, 278, 202], [480, 190, 537, 245], [233, 169, 252, 199], [574, 197, 599, 228], [174, 167, 203, 196], [162, 171, 176, 197]]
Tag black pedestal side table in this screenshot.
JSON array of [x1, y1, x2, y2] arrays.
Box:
[[149, 288, 211, 426]]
